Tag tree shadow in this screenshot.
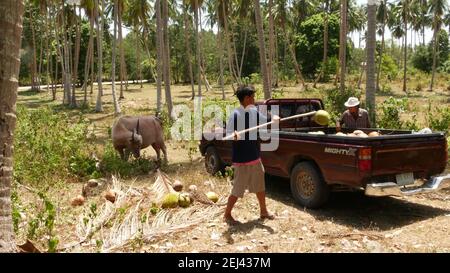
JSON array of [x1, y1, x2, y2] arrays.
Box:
[[264, 175, 450, 231], [222, 219, 275, 245]]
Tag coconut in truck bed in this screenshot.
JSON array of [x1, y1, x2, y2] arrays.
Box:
[[199, 99, 450, 208]]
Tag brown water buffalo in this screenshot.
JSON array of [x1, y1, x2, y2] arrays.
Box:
[[111, 115, 167, 162]]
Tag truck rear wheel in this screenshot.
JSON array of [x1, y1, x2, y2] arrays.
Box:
[[205, 146, 225, 175], [290, 162, 330, 208]]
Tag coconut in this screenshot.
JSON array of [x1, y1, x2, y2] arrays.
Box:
[[347, 133, 358, 137], [161, 192, 180, 208], [206, 192, 219, 203], [178, 193, 191, 208], [71, 195, 85, 206], [308, 131, 325, 135], [358, 133, 368, 138], [353, 130, 364, 135], [105, 190, 116, 203], [313, 110, 331, 126], [335, 132, 346, 136], [368, 131, 380, 137], [172, 180, 183, 192]]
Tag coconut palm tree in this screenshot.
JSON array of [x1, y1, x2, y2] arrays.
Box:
[[117, 0, 128, 99], [339, 0, 348, 92], [314, 0, 330, 87], [254, 0, 271, 99], [111, 0, 121, 114], [95, 0, 104, 112], [376, 0, 389, 92], [162, 0, 173, 116], [274, 0, 306, 87], [0, 0, 24, 253], [429, 0, 448, 91], [81, 0, 95, 105], [155, 0, 163, 114], [191, 0, 203, 97], [366, 0, 377, 125], [182, 4, 196, 99], [125, 0, 151, 89], [268, 0, 276, 88]]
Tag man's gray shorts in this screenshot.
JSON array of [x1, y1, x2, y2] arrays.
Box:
[[231, 161, 265, 198]]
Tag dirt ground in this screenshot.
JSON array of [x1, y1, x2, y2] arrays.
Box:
[[15, 82, 450, 253]]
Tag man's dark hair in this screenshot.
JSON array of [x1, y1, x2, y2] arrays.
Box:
[[235, 85, 256, 103]]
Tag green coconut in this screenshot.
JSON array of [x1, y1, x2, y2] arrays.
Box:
[[313, 110, 331, 126], [178, 193, 191, 208], [161, 192, 180, 208], [206, 192, 219, 203]]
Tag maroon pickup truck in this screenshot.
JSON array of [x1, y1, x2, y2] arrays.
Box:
[[200, 98, 450, 208]]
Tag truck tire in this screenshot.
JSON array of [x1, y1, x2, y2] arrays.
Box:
[[290, 162, 330, 208], [205, 146, 225, 175]]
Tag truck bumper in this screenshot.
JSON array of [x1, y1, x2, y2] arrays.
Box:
[[365, 174, 450, 197]]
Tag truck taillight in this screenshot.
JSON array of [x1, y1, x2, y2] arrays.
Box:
[[358, 148, 372, 172]]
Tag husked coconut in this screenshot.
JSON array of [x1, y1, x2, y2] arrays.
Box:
[[71, 195, 85, 206], [105, 190, 117, 203], [308, 131, 325, 135], [353, 130, 364, 135], [335, 132, 346, 136], [172, 180, 183, 192], [358, 133, 368, 138], [347, 133, 358, 137], [368, 131, 380, 137]]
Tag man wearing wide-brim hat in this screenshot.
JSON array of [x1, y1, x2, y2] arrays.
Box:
[[336, 97, 371, 131]]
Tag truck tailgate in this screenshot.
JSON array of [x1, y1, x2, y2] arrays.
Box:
[[371, 135, 447, 178]]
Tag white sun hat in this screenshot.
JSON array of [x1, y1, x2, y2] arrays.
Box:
[[344, 97, 360, 108]]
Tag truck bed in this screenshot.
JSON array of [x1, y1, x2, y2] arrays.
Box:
[[261, 127, 447, 186]]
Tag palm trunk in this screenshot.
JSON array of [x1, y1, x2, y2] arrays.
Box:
[[198, 6, 211, 92], [83, 13, 94, 105], [268, 0, 275, 88], [162, 0, 173, 116], [231, 28, 241, 80], [254, 0, 271, 99], [30, 14, 39, 91], [376, 6, 386, 92], [314, 1, 329, 87], [430, 27, 439, 91], [339, 0, 347, 92], [184, 7, 195, 99], [239, 27, 248, 79], [45, 9, 50, 92], [194, 0, 202, 97], [155, 0, 163, 114], [402, 0, 408, 93], [366, 1, 377, 125], [118, 4, 127, 98], [136, 28, 143, 88], [62, 4, 72, 105], [0, 0, 24, 253], [218, 25, 225, 100], [71, 6, 81, 108], [284, 29, 305, 86], [222, 2, 240, 84], [111, 0, 121, 115], [95, 0, 103, 112]]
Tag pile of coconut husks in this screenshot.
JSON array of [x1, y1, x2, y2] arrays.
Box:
[[62, 170, 228, 252]]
